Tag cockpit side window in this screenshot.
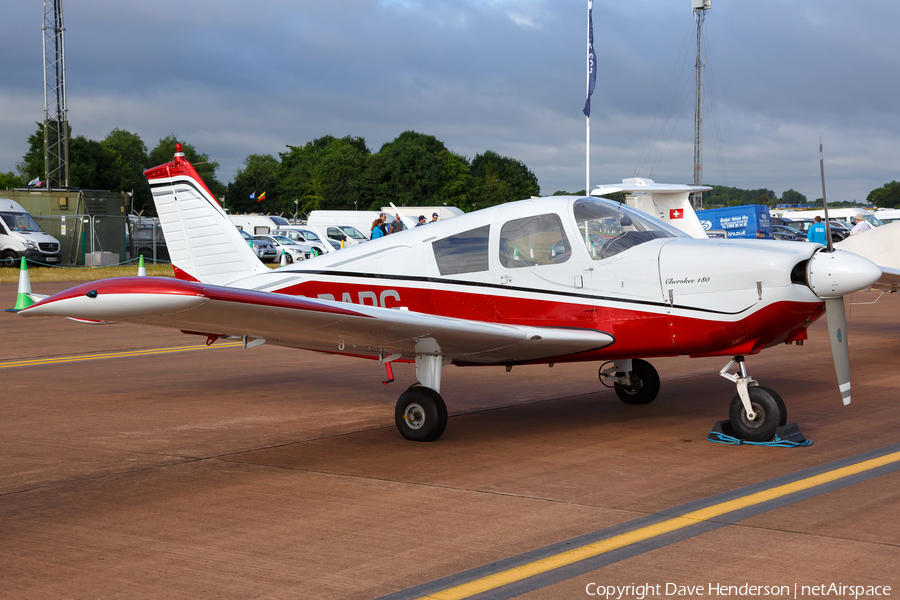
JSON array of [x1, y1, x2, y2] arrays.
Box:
[[499, 214, 571, 269], [432, 225, 490, 276], [573, 199, 682, 260]]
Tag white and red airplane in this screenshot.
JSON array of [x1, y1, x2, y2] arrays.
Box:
[[19, 145, 900, 442]]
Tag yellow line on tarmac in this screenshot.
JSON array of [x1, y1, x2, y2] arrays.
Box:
[[418, 450, 900, 600], [0, 342, 244, 369]]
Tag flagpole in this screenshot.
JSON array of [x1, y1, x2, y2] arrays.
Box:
[[585, 0, 590, 195], [583, 0, 595, 197]]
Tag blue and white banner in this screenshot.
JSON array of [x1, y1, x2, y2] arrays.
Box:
[[582, 0, 597, 118]]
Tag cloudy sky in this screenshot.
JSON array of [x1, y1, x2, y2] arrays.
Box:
[[1, 0, 898, 203]]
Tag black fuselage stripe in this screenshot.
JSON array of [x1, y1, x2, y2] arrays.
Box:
[[272, 269, 752, 316]]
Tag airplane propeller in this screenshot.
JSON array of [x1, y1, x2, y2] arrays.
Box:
[[814, 137, 873, 406]]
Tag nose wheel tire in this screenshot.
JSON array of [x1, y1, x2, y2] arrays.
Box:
[[728, 386, 785, 442], [395, 385, 448, 442], [609, 358, 661, 404], [755, 386, 787, 427]]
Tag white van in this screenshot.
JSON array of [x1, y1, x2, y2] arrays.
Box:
[[874, 208, 900, 225], [229, 214, 290, 235], [0, 199, 63, 267]]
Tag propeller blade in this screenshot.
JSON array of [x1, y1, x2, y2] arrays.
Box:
[[824, 296, 851, 405]]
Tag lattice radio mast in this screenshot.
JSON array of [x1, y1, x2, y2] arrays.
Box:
[[43, 0, 69, 188]]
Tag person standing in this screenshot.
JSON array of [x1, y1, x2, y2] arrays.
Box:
[[850, 216, 872, 235], [371, 217, 385, 239], [378, 213, 391, 236], [807, 216, 828, 245]]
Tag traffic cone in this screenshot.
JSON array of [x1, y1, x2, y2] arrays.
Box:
[[137, 255, 147, 276], [280, 249, 287, 266], [9, 258, 34, 311]]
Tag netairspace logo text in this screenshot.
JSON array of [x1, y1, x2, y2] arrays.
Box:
[[584, 582, 892, 599]]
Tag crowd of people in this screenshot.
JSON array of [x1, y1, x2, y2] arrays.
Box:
[[370, 212, 439, 239]]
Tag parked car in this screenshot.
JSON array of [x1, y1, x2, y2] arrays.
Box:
[[129, 225, 169, 262], [325, 225, 368, 246], [253, 234, 312, 264], [238, 229, 278, 262], [830, 220, 853, 236], [770, 225, 804, 242], [270, 227, 337, 255]]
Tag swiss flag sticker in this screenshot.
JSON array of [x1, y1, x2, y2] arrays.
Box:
[[669, 208, 684, 219]]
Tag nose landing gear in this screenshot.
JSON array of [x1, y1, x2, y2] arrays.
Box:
[[719, 357, 787, 442]]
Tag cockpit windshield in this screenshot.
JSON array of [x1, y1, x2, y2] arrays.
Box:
[[573, 198, 686, 260]]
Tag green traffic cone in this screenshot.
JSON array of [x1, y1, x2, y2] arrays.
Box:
[[11, 257, 34, 311], [137, 254, 147, 276]]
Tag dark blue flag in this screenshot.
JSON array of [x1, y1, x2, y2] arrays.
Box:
[[583, 0, 597, 118]]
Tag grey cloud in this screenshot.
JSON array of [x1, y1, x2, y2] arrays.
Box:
[[1, 0, 897, 204]]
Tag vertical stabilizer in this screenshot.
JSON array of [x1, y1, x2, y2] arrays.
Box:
[[591, 178, 711, 239], [144, 145, 268, 285]]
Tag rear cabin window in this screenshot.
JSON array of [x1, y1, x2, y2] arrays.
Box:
[[499, 214, 570, 268], [432, 225, 490, 276]]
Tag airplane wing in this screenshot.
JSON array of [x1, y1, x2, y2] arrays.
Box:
[[18, 277, 615, 364], [868, 267, 900, 293], [835, 222, 900, 292]]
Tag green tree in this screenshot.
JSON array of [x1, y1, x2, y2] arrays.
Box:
[[434, 150, 473, 209], [315, 138, 370, 211], [0, 171, 23, 189], [278, 135, 372, 214], [226, 154, 281, 214], [375, 131, 449, 206], [469, 150, 540, 210], [67, 134, 112, 189], [18, 124, 121, 190], [17, 125, 151, 207], [148, 135, 226, 200], [102, 129, 150, 213], [780, 189, 807, 205], [867, 181, 900, 208], [16, 124, 44, 183]]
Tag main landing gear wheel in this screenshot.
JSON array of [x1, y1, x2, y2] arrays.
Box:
[[728, 386, 786, 442], [608, 358, 661, 404], [394, 385, 448, 442]]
